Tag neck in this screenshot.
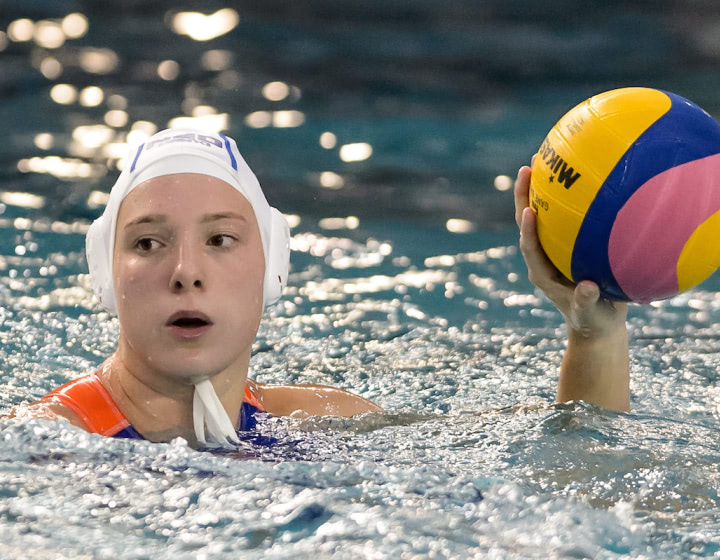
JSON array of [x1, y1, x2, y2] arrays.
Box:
[[100, 338, 250, 445]]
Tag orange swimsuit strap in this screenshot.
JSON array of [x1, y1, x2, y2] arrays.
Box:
[[41, 372, 264, 435]]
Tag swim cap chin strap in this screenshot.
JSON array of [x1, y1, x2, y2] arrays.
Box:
[[193, 379, 241, 448]]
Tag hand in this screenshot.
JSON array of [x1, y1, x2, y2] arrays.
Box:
[[514, 164, 628, 338]]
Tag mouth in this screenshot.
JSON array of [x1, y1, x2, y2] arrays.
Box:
[[166, 311, 213, 337]]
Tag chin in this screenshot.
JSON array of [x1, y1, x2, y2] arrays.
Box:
[[146, 351, 224, 380]]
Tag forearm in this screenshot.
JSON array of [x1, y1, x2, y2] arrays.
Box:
[[254, 382, 383, 417], [557, 324, 630, 412]]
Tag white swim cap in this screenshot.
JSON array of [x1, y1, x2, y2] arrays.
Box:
[[86, 128, 290, 448], [87, 128, 289, 314]]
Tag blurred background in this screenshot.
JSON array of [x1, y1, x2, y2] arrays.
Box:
[[2, 0, 720, 234]]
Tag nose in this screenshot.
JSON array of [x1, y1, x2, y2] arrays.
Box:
[[168, 239, 205, 293]]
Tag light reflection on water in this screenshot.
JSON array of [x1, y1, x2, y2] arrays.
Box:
[[2, 5, 528, 234]]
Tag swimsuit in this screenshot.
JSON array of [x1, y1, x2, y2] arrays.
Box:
[[40, 372, 267, 441]]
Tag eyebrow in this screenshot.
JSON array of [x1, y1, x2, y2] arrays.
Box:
[[200, 212, 248, 224], [122, 212, 248, 229], [123, 214, 167, 228]]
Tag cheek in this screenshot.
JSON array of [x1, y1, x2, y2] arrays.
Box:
[[228, 248, 266, 294], [113, 257, 156, 307], [229, 270, 264, 311], [249, 255, 267, 306]]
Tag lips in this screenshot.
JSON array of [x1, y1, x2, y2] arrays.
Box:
[[166, 310, 213, 338]]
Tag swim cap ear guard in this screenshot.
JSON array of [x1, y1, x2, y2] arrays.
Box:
[[264, 207, 290, 307], [85, 128, 290, 449], [85, 212, 114, 312]]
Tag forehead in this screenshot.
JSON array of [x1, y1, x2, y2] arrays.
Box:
[[117, 173, 255, 223]]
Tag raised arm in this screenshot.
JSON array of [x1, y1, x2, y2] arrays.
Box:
[[514, 165, 630, 412]]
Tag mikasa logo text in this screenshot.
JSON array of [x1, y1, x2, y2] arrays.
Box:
[[538, 137, 582, 189]]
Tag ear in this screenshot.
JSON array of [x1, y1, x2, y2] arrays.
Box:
[[263, 208, 290, 307]]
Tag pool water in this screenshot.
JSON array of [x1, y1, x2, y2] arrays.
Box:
[[2, 2, 720, 558], [3, 211, 720, 558]]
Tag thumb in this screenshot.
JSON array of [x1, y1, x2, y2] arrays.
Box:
[[574, 281, 600, 309]]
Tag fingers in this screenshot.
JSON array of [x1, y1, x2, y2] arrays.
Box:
[[514, 165, 532, 227], [518, 207, 561, 289], [518, 206, 537, 247], [519, 206, 601, 308], [514, 156, 629, 341]]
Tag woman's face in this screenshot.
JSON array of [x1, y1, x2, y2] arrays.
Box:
[[112, 173, 265, 383]]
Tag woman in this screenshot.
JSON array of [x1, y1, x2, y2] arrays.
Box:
[[12, 128, 381, 448], [10, 130, 630, 448]]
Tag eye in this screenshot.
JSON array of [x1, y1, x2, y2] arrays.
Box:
[[208, 234, 236, 248], [135, 238, 161, 252]]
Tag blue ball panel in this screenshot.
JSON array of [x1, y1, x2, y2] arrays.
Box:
[[570, 92, 720, 300]]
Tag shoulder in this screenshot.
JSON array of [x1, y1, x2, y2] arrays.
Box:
[[2, 400, 89, 431], [2, 370, 108, 432], [248, 379, 383, 417]]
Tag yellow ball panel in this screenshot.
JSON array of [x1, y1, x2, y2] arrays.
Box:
[[676, 209, 720, 293], [530, 87, 672, 281]]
